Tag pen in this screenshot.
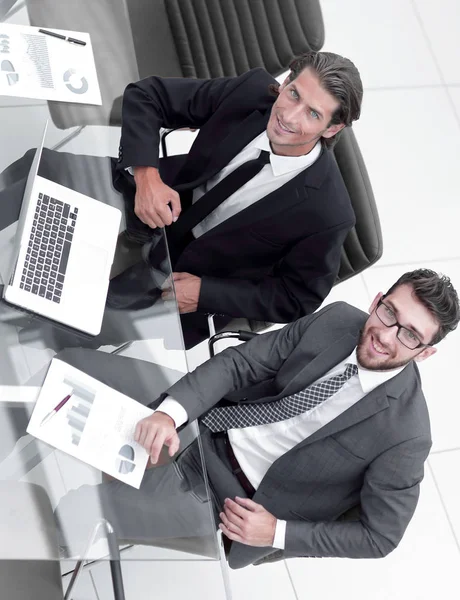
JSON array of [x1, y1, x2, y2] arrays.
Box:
[[40, 393, 73, 427], [38, 29, 86, 46]]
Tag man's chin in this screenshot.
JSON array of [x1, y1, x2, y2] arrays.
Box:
[[356, 347, 407, 372], [356, 350, 385, 370]]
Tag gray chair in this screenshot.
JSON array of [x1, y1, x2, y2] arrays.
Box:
[[333, 127, 383, 283], [25, 0, 325, 132]]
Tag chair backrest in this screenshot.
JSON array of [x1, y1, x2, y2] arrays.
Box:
[[162, 0, 324, 79], [26, 0, 324, 129], [332, 128, 383, 283]]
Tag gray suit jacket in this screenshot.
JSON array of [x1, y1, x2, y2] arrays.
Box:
[[165, 301, 432, 569]]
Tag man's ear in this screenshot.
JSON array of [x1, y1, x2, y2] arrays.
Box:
[[369, 292, 384, 315], [322, 122, 346, 139], [414, 346, 437, 363]]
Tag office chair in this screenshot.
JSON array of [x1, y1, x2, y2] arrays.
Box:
[[25, 0, 325, 136]]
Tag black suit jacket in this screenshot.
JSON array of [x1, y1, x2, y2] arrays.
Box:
[[115, 69, 355, 325]]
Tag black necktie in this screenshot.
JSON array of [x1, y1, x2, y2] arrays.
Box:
[[169, 149, 271, 242], [201, 363, 358, 432]]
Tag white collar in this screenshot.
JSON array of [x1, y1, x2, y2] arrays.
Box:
[[346, 349, 406, 395], [253, 131, 322, 177]]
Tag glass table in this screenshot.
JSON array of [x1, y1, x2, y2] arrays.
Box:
[[0, 3, 226, 599]]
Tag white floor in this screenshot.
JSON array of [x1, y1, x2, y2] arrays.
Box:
[[1, 0, 460, 598]]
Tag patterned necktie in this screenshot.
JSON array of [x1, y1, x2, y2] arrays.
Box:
[[169, 149, 271, 242], [201, 363, 358, 432]]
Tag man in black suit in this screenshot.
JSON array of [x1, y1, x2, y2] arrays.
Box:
[[0, 51, 363, 348], [114, 50, 363, 346]]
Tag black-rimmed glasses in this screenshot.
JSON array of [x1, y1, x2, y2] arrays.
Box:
[[375, 299, 431, 350]]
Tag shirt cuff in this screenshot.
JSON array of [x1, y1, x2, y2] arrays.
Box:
[[156, 396, 188, 428], [126, 166, 134, 176], [272, 519, 286, 549]]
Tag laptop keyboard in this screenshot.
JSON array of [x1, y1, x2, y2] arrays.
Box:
[[19, 193, 79, 304]]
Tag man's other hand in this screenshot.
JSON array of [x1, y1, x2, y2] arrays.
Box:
[[162, 272, 201, 314], [219, 497, 277, 547], [134, 411, 180, 464], [133, 166, 181, 228]]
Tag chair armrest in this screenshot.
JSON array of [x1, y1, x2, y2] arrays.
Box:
[[208, 330, 258, 358]]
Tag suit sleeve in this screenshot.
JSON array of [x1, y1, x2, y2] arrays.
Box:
[[161, 309, 328, 424], [118, 71, 255, 170], [284, 436, 431, 558], [198, 219, 354, 323]]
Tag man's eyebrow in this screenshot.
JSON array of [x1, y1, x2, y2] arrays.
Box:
[[289, 84, 324, 119], [385, 299, 425, 340]]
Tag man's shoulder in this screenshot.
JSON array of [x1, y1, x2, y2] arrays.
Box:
[[295, 301, 368, 342], [313, 301, 368, 327], [234, 67, 278, 88], [218, 68, 277, 111]]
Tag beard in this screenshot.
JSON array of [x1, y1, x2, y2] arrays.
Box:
[[356, 326, 416, 371]]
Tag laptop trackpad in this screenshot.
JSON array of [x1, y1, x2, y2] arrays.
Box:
[[77, 244, 108, 284]]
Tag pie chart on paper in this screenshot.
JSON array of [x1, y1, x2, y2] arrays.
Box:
[[116, 444, 136, 474]]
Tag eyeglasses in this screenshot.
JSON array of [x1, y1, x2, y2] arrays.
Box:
[[374, 299, 431, 350]]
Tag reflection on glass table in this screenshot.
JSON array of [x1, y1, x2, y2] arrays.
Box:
[[0, 6, 226, 595], [0, 241, 221, 563]]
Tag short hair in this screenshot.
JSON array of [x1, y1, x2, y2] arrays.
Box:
[[385, 269, 460, 345], [270, 51, 363, 148]]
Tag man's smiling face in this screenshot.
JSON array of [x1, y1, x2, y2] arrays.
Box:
[[266, 67, 345, 157], [357, 284, 439, 371]]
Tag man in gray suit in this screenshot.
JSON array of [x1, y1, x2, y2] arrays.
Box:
[[54, 268, 459, 569]]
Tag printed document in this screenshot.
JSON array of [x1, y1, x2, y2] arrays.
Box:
[[0, 23, 101, 104], [27, 358, 153, 488]]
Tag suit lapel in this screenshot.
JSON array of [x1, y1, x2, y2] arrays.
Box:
[[295, 385, 390, 450], [259, 333, 392, 446], [191, 144, 331, 237], [245, 333, 357, 407], [278, 333, 357, 398], [174, 110, 270, 192], [199, 170, 308, 237], [291, 357, 415, 450]]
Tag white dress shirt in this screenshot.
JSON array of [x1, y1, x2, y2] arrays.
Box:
[[191, 131, 321, 237], [127, 131, 321, 236], [156, 349, 404, 550]]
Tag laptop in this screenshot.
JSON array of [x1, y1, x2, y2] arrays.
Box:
[[3, 122, 121, 336]]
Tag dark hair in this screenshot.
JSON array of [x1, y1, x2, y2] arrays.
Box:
[[269, 51, 363, 148], [385, 269, 460, 345]]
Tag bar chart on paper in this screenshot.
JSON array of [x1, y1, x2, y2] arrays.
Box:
[[64, 382, 96, 446], [28, 359, 152, 488]]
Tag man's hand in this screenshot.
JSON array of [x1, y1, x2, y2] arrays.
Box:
[[133, 166, 181, 229], [219, 497, 277, 547], [134, 411, 180, 464], [162, 272, 202, 314]]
